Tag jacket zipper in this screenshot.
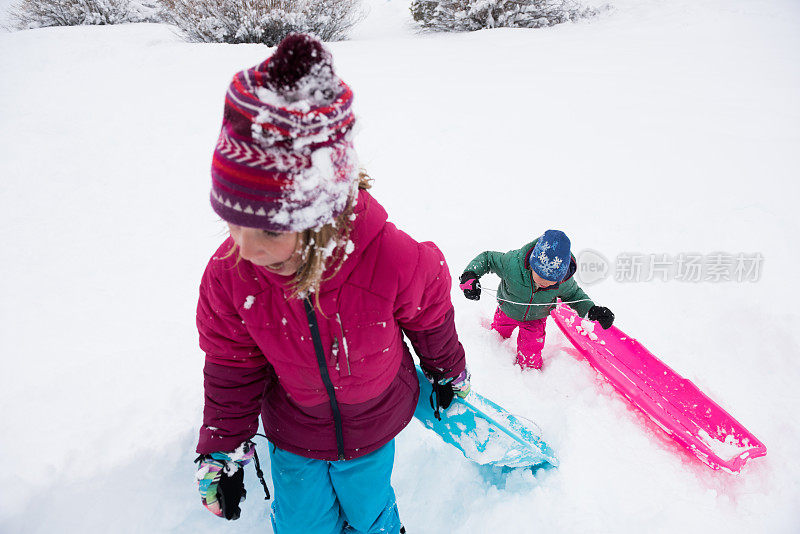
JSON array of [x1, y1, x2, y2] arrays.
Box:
[[523, 273, 535, 321], [523, 292, 535, 321], [303, 298, 346, 460]]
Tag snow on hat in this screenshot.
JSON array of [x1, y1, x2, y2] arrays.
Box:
[[210, 33, 358, 232], [529, 230, 571, 281]]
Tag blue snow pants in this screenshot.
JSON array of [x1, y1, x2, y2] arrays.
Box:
[[268, 440, 402, 534]]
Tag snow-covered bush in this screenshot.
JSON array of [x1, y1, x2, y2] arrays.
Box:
[[160, 0, 364, 45], [9, 0, 156, 28], [410, 0, 596, 31]]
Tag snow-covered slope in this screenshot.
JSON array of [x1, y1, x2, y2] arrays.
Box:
[[1, 0, 798, 531]]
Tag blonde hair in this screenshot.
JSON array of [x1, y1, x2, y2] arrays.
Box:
[[225, 171, 373, 306]]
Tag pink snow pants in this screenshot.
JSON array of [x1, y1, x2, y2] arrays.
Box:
[[491, 307, 547, 369]]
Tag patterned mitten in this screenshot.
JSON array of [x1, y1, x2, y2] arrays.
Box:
[[195, 441, 255, 520], [426, 366, 471, 420], [451, 368, 471, 398]]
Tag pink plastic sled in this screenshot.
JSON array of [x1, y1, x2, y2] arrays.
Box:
[[551, 304, 766, 473]]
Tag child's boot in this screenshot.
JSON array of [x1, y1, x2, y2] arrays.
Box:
[[515, 350, 543, 370]]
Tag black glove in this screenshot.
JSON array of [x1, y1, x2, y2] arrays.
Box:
[[588, 305, 615, 329], [459, 271, 481, 301]]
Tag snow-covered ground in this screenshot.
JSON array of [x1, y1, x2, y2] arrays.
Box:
[[1, 0, 799, 532]]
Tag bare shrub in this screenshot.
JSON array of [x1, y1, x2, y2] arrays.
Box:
[[410, 0, 597, 31], [160, 0, 364, 45], [9, 0, 156, 28]]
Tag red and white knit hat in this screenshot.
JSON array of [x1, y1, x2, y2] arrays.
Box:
[[210, 34, 358, 231]]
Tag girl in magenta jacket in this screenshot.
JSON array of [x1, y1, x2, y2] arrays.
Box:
[[194, 34, 469, 533]]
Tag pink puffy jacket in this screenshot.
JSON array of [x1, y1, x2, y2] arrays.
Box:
[[196, 190, 466, 460]]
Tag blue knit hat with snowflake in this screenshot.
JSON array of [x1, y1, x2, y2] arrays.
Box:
[[529, 230, 571, 281]]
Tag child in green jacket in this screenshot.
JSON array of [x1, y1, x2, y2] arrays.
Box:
[[460, 229, 614, 369]]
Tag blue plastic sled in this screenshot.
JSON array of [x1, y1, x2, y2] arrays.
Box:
[[413, 366, 558, 470]]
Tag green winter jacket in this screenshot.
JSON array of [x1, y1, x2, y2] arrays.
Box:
[[464, 238, 594, 321]]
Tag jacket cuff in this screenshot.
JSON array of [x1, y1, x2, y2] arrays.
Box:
[[572, 300, 595, 318]]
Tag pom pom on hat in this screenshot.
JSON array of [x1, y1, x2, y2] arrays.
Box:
[[210, 33, 357, 232], [529, 230, 571, 282], [265, 33, 334, 96]]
